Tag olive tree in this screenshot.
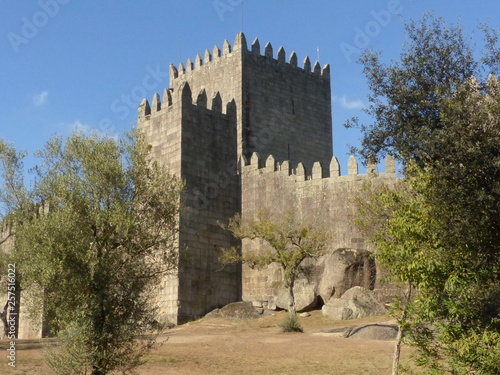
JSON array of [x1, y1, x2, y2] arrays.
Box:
[[221, 210, 331, 331], [14, 130, 183, 375]]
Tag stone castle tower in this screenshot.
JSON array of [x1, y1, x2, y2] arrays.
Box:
[[138, 33, 397, 324]]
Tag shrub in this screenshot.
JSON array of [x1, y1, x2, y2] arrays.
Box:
[[279, 313, 303, 333]]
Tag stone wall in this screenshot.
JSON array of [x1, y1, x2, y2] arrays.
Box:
[[176, 84, 241, 323], [240, 152, 398, 306], [139, 81, 241, 323], [139, 77, 183, 323]]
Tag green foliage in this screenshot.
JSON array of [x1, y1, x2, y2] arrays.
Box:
[[0, 139, 34, 258], [221, 210, 331, 316], [351, 14, 500, 374], [44, 322, 94, 375], [10, 130, 183, 374], [0, 139, 32, 220], [223, 210, 331, 288], [347, 13, 499, 167], [0, 140, 35, 338], [357, 160, 500, 372], [279, 313, 303, 333]]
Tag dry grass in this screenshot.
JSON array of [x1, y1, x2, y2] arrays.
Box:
[[0, 310, 415, 374]]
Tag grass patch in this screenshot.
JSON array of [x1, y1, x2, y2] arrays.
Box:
[[279, 313, 303, 333]]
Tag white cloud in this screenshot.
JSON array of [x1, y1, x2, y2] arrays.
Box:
[[332, 95, 364, 110], [33, 90, 49, 106]]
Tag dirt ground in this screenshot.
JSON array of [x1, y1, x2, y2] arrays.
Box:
[[0, 310, 414, 374]]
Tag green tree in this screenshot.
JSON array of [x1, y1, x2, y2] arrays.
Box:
[[347, 13, 500, 167], [221, 210, 330, 330], [0, 140, 34, 338], [0, 140, 32, 221], [355, 76, 500, 374], [349, 14, 500, 374], [14, 130, 183, 375]]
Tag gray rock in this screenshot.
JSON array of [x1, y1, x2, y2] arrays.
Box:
[[346, 324, 399, 340], [205, 301, 261, 319], [275, 284, 318, 312], [299, 312, 311, 318], [322, 286, 386, 320], [316, 248, 376, 303], [323, 304, 355, 320], [267, 299, 277, 311], [204, 308, 221, 319], [261, 309, 277, 317], [252, 300, 263, 308], [220, 301, 261, 319]]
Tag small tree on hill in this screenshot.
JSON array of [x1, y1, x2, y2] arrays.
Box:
[[221, 210, 331, 330]]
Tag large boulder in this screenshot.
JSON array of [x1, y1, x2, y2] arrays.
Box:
[[275, 284, 318, 313], [345, 324, 398, 340], [316, 248, 376, 303], [322, 286, 386, 320], [205, 301, 261, 319]]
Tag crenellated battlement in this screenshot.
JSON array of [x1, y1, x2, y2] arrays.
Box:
[[138, 81, 236, 122], [168, 32, 330, 84], [168, 33, 246, 85], [240, 152, 396, 182], [139, 32, 333, 168], [248, 37, 330, 78]]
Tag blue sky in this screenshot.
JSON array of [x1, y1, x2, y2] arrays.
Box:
[[1, 0, 500, 176]]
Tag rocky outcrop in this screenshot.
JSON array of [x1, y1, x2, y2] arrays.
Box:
[[205, 301, 261, 319], [275, 284, 318, 312], [322, 286, 386, 320], [246, 248, 378, 313], [316, 248, 376, 303]]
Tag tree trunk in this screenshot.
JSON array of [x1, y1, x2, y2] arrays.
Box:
[[392, 325, 403, 375], [287, 278, 296, 316], [392, 285, 412, 375]]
